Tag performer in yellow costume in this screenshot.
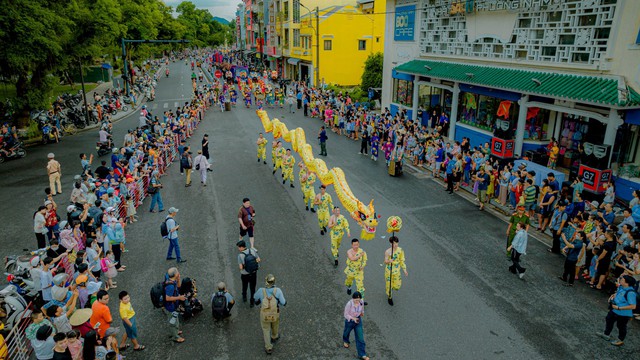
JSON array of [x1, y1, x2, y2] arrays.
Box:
[[256, 133, 268, 164], [302, 168, 316, 212], [345, 238, 367, 301], [271, 139, 277, 167], [298, 161, 307, 199], [272, 141, 285, 175], [281, 149, 295, 187], [384, 236, 408, 306], [314, 185, 333, 235], [328, 207, 350, 266]]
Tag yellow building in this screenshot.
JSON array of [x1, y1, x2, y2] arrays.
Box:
[[274, 0, 384, 87]]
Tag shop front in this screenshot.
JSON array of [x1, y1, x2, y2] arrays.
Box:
[[389, 69, 414, 120], [392, 59, 640, 200], [613, 109, 640, 201], [416, 82, 453, 128]]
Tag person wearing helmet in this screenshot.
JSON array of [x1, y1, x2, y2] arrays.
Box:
[[253, 274, 286, 355], [139, 109, 148, 128]]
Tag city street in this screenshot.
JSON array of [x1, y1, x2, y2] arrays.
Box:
[[1, 62, 637, 359]]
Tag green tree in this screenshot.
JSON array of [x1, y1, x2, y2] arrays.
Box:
[[0, 0, 73, 115], [0, 0, 233, 122], [360, 52, 383, 94]]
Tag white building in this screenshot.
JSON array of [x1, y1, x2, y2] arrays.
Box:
[[382, 0, 640, 202]]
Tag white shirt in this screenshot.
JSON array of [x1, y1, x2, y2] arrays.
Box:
[[34, 213, 47, 234], [193, 154, 210, 171]]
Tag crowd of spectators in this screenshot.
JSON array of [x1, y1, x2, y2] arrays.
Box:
[[23, 53, 216, 359]]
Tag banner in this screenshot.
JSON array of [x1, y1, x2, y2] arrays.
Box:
[[394, 5, 416, 41]]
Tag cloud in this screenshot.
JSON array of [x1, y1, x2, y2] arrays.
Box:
[[162, 0, 237, 20]]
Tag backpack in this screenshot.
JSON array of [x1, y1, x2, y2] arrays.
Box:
[[160, 218, 169, 238], [100, 258, 109, 273], [150, 281, 169, 309], [243, 250, 259, 274], [260, 288, 279, 323], [211, 291, 228, 320], [180, 156, 191, 169]]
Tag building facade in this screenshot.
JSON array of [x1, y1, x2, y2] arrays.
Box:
[[238, 0, 385, 86], [381, 0, 640, 201]]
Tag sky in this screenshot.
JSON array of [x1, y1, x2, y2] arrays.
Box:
[[163, 0, 238, 21]]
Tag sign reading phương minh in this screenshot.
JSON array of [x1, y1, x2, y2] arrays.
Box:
[[394, 5, 416, 41]]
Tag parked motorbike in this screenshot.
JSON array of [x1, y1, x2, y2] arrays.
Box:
[[0, 141, 26, 164], [66, 108, 87, 129], [5, 274, 39, 304], [4, 248, 46, 278], [40, 122, 61, 144], [0, 284, 31, 331]]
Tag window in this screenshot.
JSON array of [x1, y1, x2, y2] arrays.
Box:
[[284, 30, 290, 48], [523, 108, 554, 141], [293, 29, 300, 47], [418, 85, 452, 120], [392, 79, 413, 107], [613, 124, 639, 167], [636, 28, 640, 44], [457, 92, 520, 136], [324, 40, 332, 50], [358, 40, 367, 51], [293, 0, 300, 24], [283, 1, 289, 20]]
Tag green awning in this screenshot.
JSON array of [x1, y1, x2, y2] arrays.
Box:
[[394, 59, 640, 108]]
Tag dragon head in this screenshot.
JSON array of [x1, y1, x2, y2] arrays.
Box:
[[354, 200, 378, 241]]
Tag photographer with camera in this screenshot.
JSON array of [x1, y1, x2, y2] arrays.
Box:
[[148, 169, 164, 213]]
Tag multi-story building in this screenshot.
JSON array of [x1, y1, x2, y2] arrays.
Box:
[[382, 0, 640, 201], [263, 0, 385, 86], [235, 3, 247, 50]]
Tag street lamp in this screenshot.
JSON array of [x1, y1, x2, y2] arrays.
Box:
[[300, 3, 319, 87]]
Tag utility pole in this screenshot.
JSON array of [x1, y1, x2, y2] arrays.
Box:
[[315, 6, 320, 88], [78, 58, 90, 126]]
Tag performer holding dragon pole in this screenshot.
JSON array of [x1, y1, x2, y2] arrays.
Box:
[[302, 167, 316, 212], [384, 216, 407, 306], [328, 206, 350, 266], [256, 133, 268, 164], [281, 149, 295, 188], [314, 185, 333, 235]]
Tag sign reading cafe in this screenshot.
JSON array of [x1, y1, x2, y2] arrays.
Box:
[[394, 5, 416, 41]]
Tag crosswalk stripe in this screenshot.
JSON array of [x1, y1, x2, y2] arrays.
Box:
[[164, 102, 169, 109], [152, 103, 158, 109], [174, 102, 179, 108]]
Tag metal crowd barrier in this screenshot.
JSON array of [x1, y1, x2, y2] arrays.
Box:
[[1, 102, 209, 358], [0, 301, 35, 360]]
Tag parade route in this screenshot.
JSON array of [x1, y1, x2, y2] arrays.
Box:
[[1, 61, 636, 359]]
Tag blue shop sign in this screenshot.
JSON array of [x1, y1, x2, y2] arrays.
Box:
[[394, 5, 416, 41]]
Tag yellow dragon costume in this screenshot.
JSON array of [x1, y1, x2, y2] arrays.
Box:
[[257, 110, 379, 240]]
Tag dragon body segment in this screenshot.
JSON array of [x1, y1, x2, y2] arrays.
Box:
[[257, 110, 378, 240]]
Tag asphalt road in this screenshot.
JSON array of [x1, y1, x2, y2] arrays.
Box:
[[1, 62, 637, 360]]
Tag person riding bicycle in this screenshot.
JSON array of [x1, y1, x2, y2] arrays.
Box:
[[191, 72, 197, 81], [166, 68, 170, 77]]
